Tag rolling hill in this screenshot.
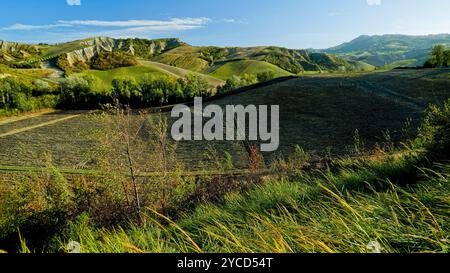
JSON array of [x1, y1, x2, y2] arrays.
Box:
[[152, 44, 367, 75], [139, 60, 224, 87], [77, 61, 225, 91], [323, 34, 450, 67], [208, 59, 292, 80], [8, 34, 449, 86], [75, 64, 169, 91], [1, 36, 371, 87]]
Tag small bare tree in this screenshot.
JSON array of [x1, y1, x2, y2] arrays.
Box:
[[91, 106, 149, 224], [90, 107, 186, 223]]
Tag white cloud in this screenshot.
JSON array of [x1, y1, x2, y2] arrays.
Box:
[[67, 0, 81, 6], [1, 23, 70, 31], [0, 17, 240, 41], [367, 0, 381, 6], [0, 18, 212, 33], [57, 18, 211, 28]]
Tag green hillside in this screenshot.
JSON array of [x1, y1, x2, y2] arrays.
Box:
[[208, 59, 292, 80], [3, 37, 373, 80], [76, 65, 168, 91], [38, 38, 92, 59], [76, 61, 225, 92], [140, 60, 224, 87], [0, 64, 58, 83], [152, 44, 364, 74], [151, 44, 210, 72], [324, 34, 450, 67]]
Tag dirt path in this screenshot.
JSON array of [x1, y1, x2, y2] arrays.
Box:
[[0, 109, 58, 126], [0, 113, 81, 138], [41, 60, 65, 79], [139, 60, 225, 87]]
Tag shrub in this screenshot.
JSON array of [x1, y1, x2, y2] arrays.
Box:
[[90, 51, 138, 70], [257, 71, 276, 82], [56, 54, 73, 73], [217, 74, 258, 94], [418, 99, 450, 160]]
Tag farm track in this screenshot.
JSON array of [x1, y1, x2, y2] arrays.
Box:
[[0, 109, 58, 126], [139, 60, 225, 87], [0, 113, 82, 138], [41, 61, 65, 79]]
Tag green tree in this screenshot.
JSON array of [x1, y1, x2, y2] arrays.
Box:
[[257, 71, 276, 82], [178, 74, 210, 98], [217, 75, 242, 94], [59, 75, 94, 106], [0, 77, 33, 110], [444, 49, 450, 67], [419, 99, 450, 160], [431, 45, 445, 67], [111, 78, 141, 105]]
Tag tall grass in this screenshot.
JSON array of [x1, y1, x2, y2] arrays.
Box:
[[53, 154, 449, 253]]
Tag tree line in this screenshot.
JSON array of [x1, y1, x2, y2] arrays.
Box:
[[1, 69, 280, 114], [0, 77, 58, 116], [59, 73, 211, 109]]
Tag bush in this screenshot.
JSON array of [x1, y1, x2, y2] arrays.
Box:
[[217, 74, 258, 94], [90, 51, 138, 70], [0, 167, 74, 251], [0, 77, 31, 110], [0, 76, 59, 115], [257, 71, 276, 82], [56, 54, 73, 73], [418, 99, 450, 161]]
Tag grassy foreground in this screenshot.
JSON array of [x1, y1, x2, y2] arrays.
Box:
[[51, 153, 449, 253]]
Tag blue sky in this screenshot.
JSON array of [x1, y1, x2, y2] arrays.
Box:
[[0, 0, 449, 49]]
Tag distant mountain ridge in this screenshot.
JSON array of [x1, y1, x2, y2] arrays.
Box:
[[323, 34, 450, 67], [0, 37, 368, 75]]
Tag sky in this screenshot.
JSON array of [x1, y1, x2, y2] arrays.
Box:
[[0, 0, 449, 49]]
